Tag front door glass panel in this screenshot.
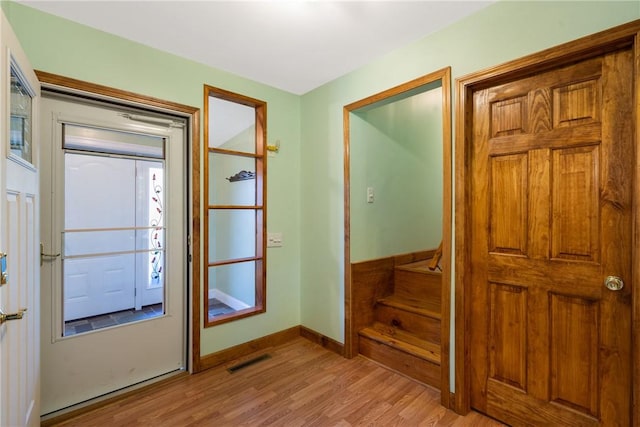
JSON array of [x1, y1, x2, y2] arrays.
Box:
[[9, 64, 34, 163]]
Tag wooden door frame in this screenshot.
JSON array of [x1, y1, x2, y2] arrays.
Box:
[[343, 67, 452, 406], [33, 71, 202, 372], [454, 20, 640, 418]]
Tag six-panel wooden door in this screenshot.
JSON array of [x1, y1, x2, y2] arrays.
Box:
[[469, 48, 633, 425]]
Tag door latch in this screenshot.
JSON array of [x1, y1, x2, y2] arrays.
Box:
[[0, 308, 26, 325], [40, 243, 60, 266]]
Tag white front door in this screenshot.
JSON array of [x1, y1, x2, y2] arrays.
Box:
[[0, 11, 41, 427], [40, 94, 186, 415]]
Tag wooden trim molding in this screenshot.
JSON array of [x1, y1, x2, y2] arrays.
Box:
[[343, 67, 453, 406], [439, 67, 453, 410], [299, 326, 345, 356], [198, 326, 301, 371], [202, 85, 267, 329], [34, 71, 203, 373], [453, 20, 640, 420]]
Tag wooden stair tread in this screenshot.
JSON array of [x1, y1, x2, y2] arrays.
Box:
[[395, 260, 442, 275], [378, 294, 440, 319], [359, 324, 440, 365]]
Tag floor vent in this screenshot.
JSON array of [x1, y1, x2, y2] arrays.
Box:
[[227, 354, 271, 373]]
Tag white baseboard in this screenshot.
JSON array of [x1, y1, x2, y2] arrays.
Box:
[[210, 288, 251, 310]]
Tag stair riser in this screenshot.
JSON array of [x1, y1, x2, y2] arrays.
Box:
[[359, 336, 440, 388], [375, 304, 440, 344], [394, 270, 441, 302]]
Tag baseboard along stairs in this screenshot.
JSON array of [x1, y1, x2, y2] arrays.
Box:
[[358, 257, 442, 388]]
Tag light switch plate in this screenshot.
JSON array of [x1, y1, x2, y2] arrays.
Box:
[[267, 232, 283, 247]]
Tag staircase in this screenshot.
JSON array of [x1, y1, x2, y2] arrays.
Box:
[[358, 259, 442, 388]]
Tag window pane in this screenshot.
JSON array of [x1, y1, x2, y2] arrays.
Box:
[[209, 152, 257, 206], [65, 153, 135, 229], [208, 97, 256, 154], [64, 124, 164, 158], [63, 151, 166, 335], [208, 209, 256, 262], [10, 64, 33, 163], [63, 254, 135, 321], [208, 261, 256, 319], [137, 162, 165, 290], [64, 229, 135, 257]]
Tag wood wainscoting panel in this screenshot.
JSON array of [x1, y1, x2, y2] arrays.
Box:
[[350, 249, 438, 356], [350, 256, 396, 345]]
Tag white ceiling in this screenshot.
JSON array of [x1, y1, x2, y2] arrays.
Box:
[[18, 0, 494, 95]]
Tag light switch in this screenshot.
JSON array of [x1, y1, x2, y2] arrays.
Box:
[[267, 232, 283, 248], [367, 187, 375, 203]]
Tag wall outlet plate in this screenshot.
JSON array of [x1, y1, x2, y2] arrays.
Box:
[[267, 232, 283, 247]]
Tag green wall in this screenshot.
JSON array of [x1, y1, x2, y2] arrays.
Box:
[[2, 1, 302, 356], [350, 85, 443, 262]]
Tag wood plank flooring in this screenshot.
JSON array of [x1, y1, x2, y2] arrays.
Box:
[[49, 337, 503, 426]]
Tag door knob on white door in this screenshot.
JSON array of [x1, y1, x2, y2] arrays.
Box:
[[605, 276, 624, 291]]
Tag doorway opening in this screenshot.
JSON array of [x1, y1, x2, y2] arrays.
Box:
[[343, 67, 452, 404]]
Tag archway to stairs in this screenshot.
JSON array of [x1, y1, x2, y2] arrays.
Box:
[[343, 67, 452, 406]]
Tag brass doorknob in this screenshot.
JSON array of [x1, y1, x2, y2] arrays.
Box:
[[0, 308, 26, 325], [604, 276, 624, 291]]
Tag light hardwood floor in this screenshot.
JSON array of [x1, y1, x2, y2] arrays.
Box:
[[50, 337, 503, 426]]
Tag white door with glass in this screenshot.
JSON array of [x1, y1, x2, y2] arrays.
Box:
[[0, 11, 41, 427], [40, 94, 186, 415]]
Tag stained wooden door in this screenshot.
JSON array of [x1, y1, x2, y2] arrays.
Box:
[[469, 48, 633, 426]]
